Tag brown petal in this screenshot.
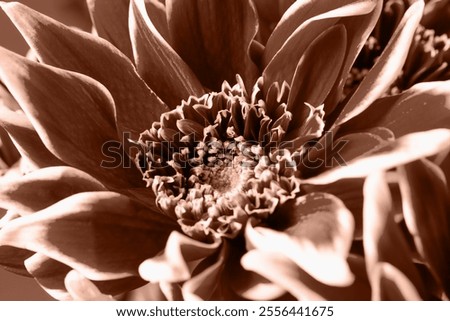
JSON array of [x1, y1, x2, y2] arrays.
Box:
[[0, 47, 142, 189], [263, 0, 380, 92], [363, 172, 425, 298], [65, 270, 114, 301], [398, 159, 450, 296], [241, 250, 371, 300], [287, 24, 346, 129], [144, 0, 170, 41], [139, 231, 221, 283], [2, 2, 168, 140], [129, 0, 204, 108], [246, 192, 355, 287], [334, 0, 424, 126], [0, 166, 106, 215], [372, 262, 422, 300], [305, 129, 450, 185], [166, 0, 259, 91], [24, 253, 72, 301], [86, 0, 133, 59], [339, 81, 450, 138], [0, 86, 64, 169], [181, 242, 227, 301], [0, 192, 175, 281]]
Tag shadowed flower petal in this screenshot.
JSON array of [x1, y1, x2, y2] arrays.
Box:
[[129, 0, 204, 108], [340, 81, 450, 137], [86, 0, 134, 59], [0, 192, 176, 281], [0, 47, 143, 189], [263, 0, 381, 100], [0, 97, 64, 169], [334, 0, 424, 126], [371, 262, 422, 300], [398, 159, 450, 296], [306, 129, 450, 184], [0, 166, 106, 216], [65, 270, 114, 301], [287, 24, 347, 128], [166, 0, 259, 91], [1, 1, 168, 140], [139, 231, 221, 283], [246, 192, 355, 287], [363, 172, 425, 299], [25, 253, 72, 301]]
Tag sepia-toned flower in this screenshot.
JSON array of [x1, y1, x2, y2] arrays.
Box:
[[0, 0, 450, 301]]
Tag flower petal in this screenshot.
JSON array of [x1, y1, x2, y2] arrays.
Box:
[[181, 243, 227, 301], [86, 0, 133, 59], [139, 231, 221, 283], [0, 47, 143, 189], [0, 245, 34, 276], [287, 24, 346, 129], [339, 81, 450, 137], [129, 0, 204, 108], [398, 159, 450, 296], [2, 1, 168, 139], [65, 270, 114, 301], [363, 172, 425, 298], [246, 192, 355, 287], [263, 0, 380, 90], [0, 103, 64, 170], [0, 166, 106, 215], [166, 0, 259, 91], [371, 262, 422, 300], [0, 192, 176, 281], [305, 129, 450, 185], [334, 0, 424, 126], [144, 0, 170, 41], [241, 251, 370, 300], [24, 253, 72, 301]]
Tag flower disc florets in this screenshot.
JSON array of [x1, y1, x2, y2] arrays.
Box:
[[137, 77, 302, 241]]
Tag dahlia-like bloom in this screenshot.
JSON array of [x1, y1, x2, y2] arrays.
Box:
[[1, 0, 450, 301]]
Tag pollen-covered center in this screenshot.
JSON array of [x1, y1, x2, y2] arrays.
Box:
[[136, 77, 305, 241]]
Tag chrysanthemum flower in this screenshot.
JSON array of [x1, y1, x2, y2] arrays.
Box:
[[0, 0, 450, 301]]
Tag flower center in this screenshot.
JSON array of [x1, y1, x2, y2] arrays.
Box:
[[136, 77, 302, 241]]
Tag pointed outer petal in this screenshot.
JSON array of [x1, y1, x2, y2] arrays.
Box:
[[363, 172, 425, 298], [166, 0, 259, 92], [65, 270, 114, 301], [24, 253, 72, 301], [129, 0, 204, 109], [181, 242, 227, 301], [0, 126, 20, 167], [86, 0, 133, 59], [2, 2, 169, 140], [0, 166, 106, 216], [301, 130, 392, 179], [0, 47, 145, 189], [0, 245, 34, 276], [334, 0, 424, 127], [241, 250, 371, 300], [304, 129, 450, 185], [302, 178, 364, 239], [287, 24, 346, 129], [338, 81, 450, 138], [263, 0, 380, 89], [144, 0, 170, 42], [229, 267, 286, 301], [372, 262, 422, 300], [245, 193, 355, 287], [139, 231, 221, 283], [398, 159, 450, 295], [0, 192, 176, 281], [0, 99, 65, 169]]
